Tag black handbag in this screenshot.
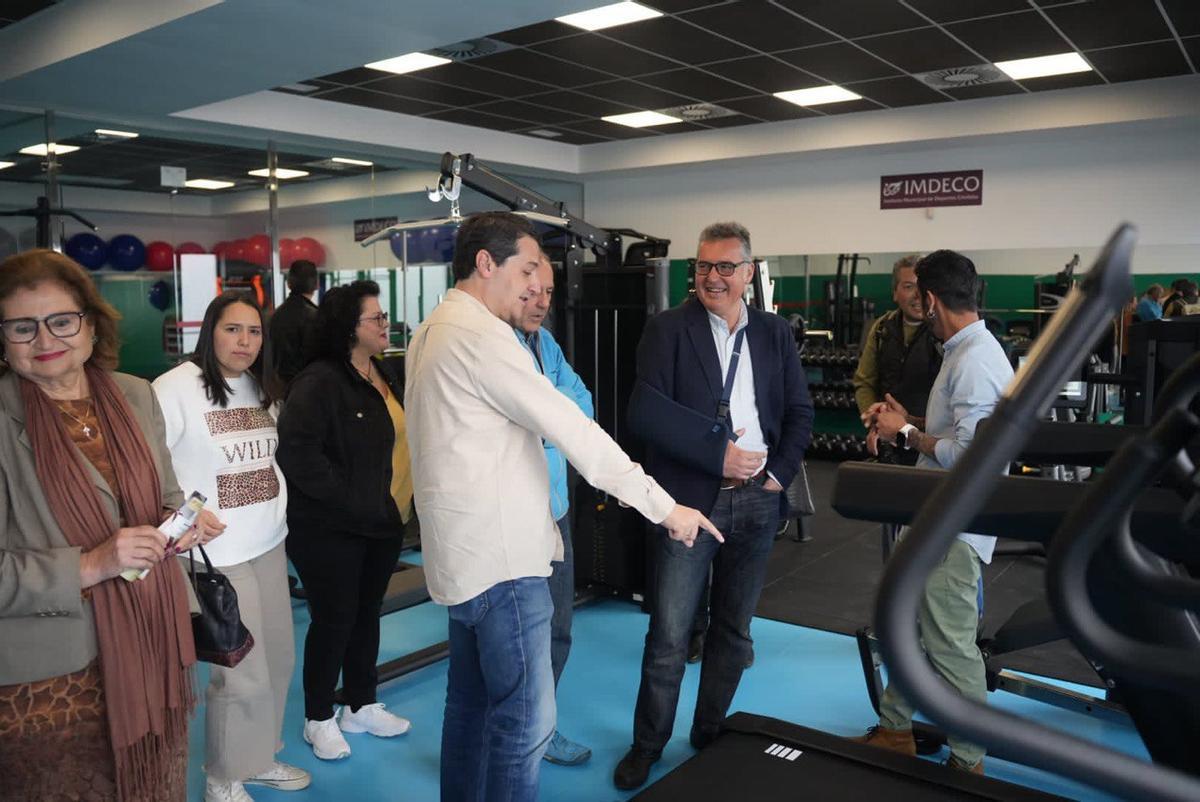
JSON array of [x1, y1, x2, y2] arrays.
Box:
[[186, 546, 255, 668], [785, 460, 816, 518]]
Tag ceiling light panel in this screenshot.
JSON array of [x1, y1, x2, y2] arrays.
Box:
[[247, 168, 309, 179], [557, 2, 662, 32], [19, 143, 80, 156], [94, 128, 139, 138], [331, 156, 374, 166], [365, 52, 451, 75], [0, 161, 14, 170], [602, 110, 682, 127], [774, 85, 862, 106], [185, 179, 235, 190], [994, 52, 1092, 80]]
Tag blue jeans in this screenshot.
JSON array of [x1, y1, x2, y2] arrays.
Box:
[[632, 483, 780, 753], [441, 578, 556, 802], [548, 513, 574, 689]]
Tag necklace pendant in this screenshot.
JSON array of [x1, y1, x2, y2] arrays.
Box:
[[82, 425, 93, 438]]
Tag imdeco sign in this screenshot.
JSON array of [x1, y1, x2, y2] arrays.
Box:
[[880, 170, 983, 210]]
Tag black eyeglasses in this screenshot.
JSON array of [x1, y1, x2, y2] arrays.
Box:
[[358, 312, 389, 326], [0, 311, 87, 344], [694, 260, 751, 277]]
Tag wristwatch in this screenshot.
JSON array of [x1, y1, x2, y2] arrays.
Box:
[[896, 423, 918, 450]]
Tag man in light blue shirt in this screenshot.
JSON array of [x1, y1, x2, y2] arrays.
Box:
[[859, 249, 1014, 775], [1135, 283, 1164, 322], [515, 254, 595, 766]]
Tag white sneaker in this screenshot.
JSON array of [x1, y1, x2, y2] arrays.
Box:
[[244, 760, 311, 791], [339, 702, 412, 737], [205, 779, 254, 802], [304, 714, 351, 760]]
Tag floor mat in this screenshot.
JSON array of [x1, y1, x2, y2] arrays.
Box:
[[756, 461, 1101, 688]]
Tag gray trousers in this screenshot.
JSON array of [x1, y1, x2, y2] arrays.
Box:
[[201, 541, 296, 782], [879, 539, 988, 767]]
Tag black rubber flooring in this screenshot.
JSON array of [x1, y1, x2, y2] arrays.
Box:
[[757, 460, 1100, 688]]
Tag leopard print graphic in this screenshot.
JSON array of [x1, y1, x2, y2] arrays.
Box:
[[204, 405, 281, 510], [0, 660, 187, 801]]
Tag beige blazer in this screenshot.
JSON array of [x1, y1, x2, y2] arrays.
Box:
[[0, 369, 185, 685]]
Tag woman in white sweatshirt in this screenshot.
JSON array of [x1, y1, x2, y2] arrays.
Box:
[[153, 291, 309, 802]]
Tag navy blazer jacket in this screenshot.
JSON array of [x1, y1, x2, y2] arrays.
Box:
[[628, 298, 813, 517]]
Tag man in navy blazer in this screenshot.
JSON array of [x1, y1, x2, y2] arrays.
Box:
[[614, 222, 813, 790]]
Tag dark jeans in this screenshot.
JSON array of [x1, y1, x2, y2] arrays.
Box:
[[441, 578, 555, 802], [548, 513, 574, 689], [633, 483, 780, 754], [286, 530, 404, 721]]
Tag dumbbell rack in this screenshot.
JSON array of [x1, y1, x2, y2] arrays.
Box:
[[802, 345, 869, 461]]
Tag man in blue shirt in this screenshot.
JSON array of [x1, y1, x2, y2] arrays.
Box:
[[1135, 283, 1165, 322], [858, 249, 1014, 776], [514, 253, 595, 766]]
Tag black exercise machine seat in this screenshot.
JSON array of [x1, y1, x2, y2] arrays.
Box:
[[875, 224, 1200, 802], [976, 419, 1146, 466]]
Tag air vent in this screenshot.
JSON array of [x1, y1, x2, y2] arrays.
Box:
[[527, 129, 563, 138], [657, 103, 735, 121], [430, 37, 514, 61], [915, 64, 1008, 89]]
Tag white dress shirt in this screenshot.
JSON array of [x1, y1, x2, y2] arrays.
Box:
[[707, 302, 769, 473], [405, 289, 676, 606]]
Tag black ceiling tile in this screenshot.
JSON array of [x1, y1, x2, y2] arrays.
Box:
[[519, 128, 610, 145], [680, 0, 835, 52], [316, 67, 385, 86], [696, 114, 758, 128], [641, 0, 731, 11], [469, 49, 613, 88], [1086, 40, 1192, 83], [519, 90, 641, 116], [531, 33, 679, 77], [425, 108, 531, 132], [941, 81, 1025, 99], [1184, 36, 1200, 66], [314, 87, 448, 115], [903, 0, 1030, 22], [719, 95, 820, 120], [491, 20, 578, 46], [561, 119, 659, 139], [637, 68, 758, 101], [851, 76, 949, 107], [1161, 0, 1200, 37], [363, 75, 498, 106], [815, 98, 887, 114], [1044, 0, 1173, 50], [775, 0, 929, 39], [603, 17, 753, 64], [575, 79, 694, 109], [774, 42, 901, 83], [855, 27, 984, 73], [470, 99, 586, 125], [948, 11, 1073, 62], [1017, 70, 1106, 92], [417, 61, 552, 97], [707, 55, 820, 93]]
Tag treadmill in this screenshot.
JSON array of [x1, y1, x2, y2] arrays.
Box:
[[633, 225, 1200, 801]]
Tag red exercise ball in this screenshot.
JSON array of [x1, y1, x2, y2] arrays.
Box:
[[246, 233, 271, 267], [212, 241, 230, 258], [177, 241, 205, 254], [279, 238, 299, 269], [227, 239, 249, 262], [145, 241, 174, 272], [296, 236, 326, 267]]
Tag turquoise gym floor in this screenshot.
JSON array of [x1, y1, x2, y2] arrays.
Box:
[[185, 592, 1148, 801]]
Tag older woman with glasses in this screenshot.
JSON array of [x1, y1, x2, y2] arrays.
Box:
[[0, 249, 222, 801], [276, 280, 413, 762]]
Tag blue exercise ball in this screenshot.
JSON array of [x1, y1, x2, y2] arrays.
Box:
[[107, 234, 146, 271], [65, 231, 107, 270], [148, 280, 172, 312]]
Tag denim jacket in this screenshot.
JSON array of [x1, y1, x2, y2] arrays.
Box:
[[515, 326, 594, 520]]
